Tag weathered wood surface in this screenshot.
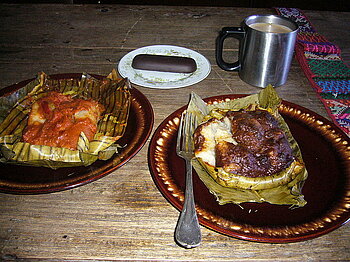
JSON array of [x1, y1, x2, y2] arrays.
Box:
[[0, 4, 349, 261]]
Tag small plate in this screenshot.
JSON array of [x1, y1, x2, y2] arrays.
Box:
[[148, 94, 350, 243], [0, 73, 154, 194], [118, 45, 211, 89]]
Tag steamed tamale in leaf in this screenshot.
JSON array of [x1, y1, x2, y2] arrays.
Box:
[[0, 71, 131, 169], [188, 85, 308, 207]]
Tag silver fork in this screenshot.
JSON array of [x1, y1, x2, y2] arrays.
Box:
[[174, 110, 201, 248]]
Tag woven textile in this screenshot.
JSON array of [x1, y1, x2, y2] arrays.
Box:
[[275, 7, 350, 137]]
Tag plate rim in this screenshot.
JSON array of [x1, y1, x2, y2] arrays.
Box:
[[117, 44, 211, 89], [148, 94, 350, 243], [0, 73, 154, 194]]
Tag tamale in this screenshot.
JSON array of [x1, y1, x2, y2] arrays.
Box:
[[0, 70, 131, 169], [188, 85, 308, 207]]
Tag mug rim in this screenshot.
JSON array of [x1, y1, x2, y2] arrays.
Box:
[[243, 14, 299, 33]]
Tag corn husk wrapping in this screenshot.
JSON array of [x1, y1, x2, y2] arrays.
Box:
[[188, 85, 308, 207], [0, 70, 131, 169]]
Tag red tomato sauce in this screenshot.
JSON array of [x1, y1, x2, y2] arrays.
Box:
[[23, 91, 104, 150]]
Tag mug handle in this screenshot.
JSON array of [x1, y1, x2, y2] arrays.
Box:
[[215, 27, 245, 71]]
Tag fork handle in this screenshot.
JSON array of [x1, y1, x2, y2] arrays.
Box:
[[174, 159, 202, 248]]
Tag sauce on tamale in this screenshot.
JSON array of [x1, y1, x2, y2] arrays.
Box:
[[23, 91, 104, 150]]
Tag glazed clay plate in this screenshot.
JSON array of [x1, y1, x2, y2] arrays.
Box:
[[148, 94, 350, 243], [118, 45, 211, 89], [0, 73, 154, 194]]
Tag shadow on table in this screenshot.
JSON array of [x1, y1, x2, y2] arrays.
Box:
[[3, 0, 350, 12]]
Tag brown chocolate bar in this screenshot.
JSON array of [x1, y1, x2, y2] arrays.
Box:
[[131, 54, 197, 73]]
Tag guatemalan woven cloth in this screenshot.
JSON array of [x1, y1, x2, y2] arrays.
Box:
[[275, 7, 350, 137]]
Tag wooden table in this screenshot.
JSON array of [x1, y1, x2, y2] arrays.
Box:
[[0, 4, 349, 261]]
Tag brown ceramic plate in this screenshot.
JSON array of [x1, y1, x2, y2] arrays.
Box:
[[148, 94, 350, 243], [0, 73, 154, 194]]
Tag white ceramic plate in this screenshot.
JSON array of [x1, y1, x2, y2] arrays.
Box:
[[117, 45, 211, 89]]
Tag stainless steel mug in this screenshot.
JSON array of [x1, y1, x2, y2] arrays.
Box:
[[216, 15, 298, 87]]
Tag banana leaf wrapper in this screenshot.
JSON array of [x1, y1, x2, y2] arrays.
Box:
[[0, 70, 131, 169], [188, 85, 308, 207]]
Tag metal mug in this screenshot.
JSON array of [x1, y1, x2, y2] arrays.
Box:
[[216, 15, 298, 87]]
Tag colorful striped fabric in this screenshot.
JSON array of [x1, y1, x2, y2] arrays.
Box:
[[275, 7, 350, 137]]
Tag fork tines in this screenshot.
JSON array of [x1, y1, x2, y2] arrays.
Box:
[[177, 110, 197, 158]]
